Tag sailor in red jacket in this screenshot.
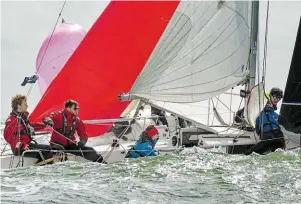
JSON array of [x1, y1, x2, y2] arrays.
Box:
[[3, 94, 53, 163], [43, 99, 103, 163]]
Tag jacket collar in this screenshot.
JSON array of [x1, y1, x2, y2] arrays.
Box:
[[11, 110, 29, 117], [265, 104, 275, 112]]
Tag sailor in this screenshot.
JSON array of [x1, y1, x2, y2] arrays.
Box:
[[3, 94, 54, 163], [245, 88, 285, 155], [125, 125, 159, 158], [43, 99, 104, 163]]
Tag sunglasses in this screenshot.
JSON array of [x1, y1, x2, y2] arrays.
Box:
[[272, 96, 282, 101], [73, 107, 79, 111]]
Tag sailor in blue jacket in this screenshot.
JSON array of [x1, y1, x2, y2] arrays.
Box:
[[125, 125, 159, 158], [245, 88, 286, 155]]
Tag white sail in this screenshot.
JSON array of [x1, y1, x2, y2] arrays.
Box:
[[149, 86, 245, 132], [131, 1, 252, 103], [244, 82, 267, 127]]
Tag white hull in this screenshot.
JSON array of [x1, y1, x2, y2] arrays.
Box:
[[1, 128, 299, 170], [0, 139, 175, 169], [1, 108, 299, 170]]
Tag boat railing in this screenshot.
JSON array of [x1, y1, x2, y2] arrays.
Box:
[[21, 150, 45, 167]]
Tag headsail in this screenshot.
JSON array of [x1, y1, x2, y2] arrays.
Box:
[[130, 1, 252, 103], [36, 22, 87, 95], [30, 1, 180, 137], [244, 82, 267, 128]]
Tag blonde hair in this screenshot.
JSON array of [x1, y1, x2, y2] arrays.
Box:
[[11, 94, 27, 110]]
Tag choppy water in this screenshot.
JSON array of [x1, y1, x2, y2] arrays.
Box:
[[1, 148, 301, 204]]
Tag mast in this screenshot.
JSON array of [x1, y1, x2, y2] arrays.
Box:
[[248, 1, 259, 89], [242, 1, 259, 127]]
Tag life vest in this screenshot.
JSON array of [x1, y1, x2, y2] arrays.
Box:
[[256, 107, 282, 138], [54, 110, 78, 138], [126, 137, 157, 158], [10, 111, 33, 140], [263, 109, 280, 130]]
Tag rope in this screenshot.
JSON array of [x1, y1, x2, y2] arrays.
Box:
[[26, 0, 67, 97], [102, 124, 132, 163]]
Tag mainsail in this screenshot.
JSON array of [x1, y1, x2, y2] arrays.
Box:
[[121, 1, 254, 130], [36, 21, 87, 95], [279, 16, 301, 134], [30, 1, 180, 137], [131, 1, 251, 103]]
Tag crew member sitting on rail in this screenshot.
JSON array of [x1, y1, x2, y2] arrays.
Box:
[[245, 88, 286, 155], [4, 94, 54, 164], [43, 99, 104, 163]]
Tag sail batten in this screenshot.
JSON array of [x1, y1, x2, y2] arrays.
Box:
[[130, 1, 252, 103]]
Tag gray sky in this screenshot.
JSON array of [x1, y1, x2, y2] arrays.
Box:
[[1, 1, 301, 120], [257, 1, 300, 111], [1, 1, 109, 120]]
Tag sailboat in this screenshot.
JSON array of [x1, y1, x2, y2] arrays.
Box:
[[0, 1, 180, 169], [1, 1, 299, 169]]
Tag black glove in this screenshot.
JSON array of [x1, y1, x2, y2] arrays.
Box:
[[77, 138, 87, 149], [43, 117, 54, 127]]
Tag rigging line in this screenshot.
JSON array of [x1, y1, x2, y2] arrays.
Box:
[[135, 9, 237, 89], [36, 0, 67, 74], [135, 15, 243, 92], [102, 102, 145, 162], [137, 32, 248, 94], [103, 124, 132, 163], [142, 1, 211, 79], [26, 0, 67, 97], [214, 95, 235, 113]]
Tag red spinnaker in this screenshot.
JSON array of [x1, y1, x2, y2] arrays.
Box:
[[30, 1, 179, 137]]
